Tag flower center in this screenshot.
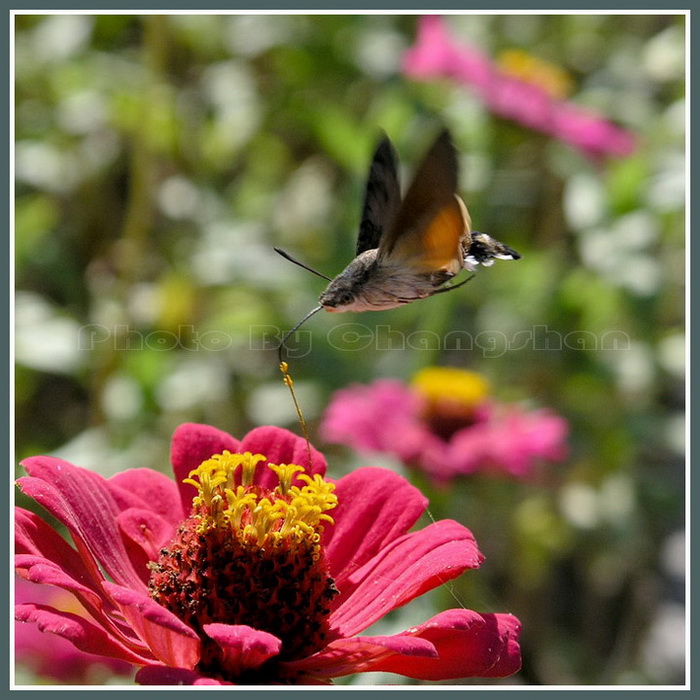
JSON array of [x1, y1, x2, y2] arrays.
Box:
[[412, 367, 491, 440], [496, 49, 573, 100], [148, 451, 339, 683]]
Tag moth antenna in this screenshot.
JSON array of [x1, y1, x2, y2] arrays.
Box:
[[274, 247, 333, 282]]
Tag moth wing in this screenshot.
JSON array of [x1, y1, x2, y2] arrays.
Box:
[[384, 195, 470, 274], [355, 134, 402, 255], [379, 129, 470, 274]]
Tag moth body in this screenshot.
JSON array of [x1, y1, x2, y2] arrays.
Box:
[[319, 249, 454, 312]]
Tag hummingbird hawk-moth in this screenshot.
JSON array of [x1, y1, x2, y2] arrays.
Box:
[[275, 128, 520, 356]]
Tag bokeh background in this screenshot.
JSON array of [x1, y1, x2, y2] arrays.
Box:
[[14, 13, 685, 686]]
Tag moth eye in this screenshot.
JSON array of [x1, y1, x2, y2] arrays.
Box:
[[339, 292, 354, 305]]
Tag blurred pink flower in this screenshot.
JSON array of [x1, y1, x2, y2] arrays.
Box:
[[320, 370, 569, 484], [402, 15, 636, 159], [15, 423, 521, 685], [15, 577, 134, 684]]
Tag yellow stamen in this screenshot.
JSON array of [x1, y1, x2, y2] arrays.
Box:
[[224, 486, 258, 529], [268, 463, 305, 495], [236, 452, 267, 487], [184, 450, 338, 554]]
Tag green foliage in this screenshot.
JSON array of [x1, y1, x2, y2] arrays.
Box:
[[15, 13, 685, 686]]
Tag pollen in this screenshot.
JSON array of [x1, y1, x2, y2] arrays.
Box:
[[148, 451, 339, 682]]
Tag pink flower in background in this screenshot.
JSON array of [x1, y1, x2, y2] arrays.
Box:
[[423, 404, 570, 481], [15, 423, 521, 685], [319, 379, 431, 464], [402, 15, 636, 159], [320, 368, 569, 485], [15, 577, 134, 684]]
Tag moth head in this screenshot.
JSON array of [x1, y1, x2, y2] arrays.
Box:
[[319, 279, 358, 312], [318, 252, 378, 312]]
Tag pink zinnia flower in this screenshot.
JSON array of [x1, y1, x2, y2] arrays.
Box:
[[15, 577, 134, 683], [402, 15, 636, 159], [320, 368, 569, 485], [15, 423, 521, 685]]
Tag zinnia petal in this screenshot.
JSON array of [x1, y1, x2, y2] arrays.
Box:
[[15, 577, 135, 682], [16, 507, 105, 601], [15, 508, 136, 641], [320, 380, 428, 462], [170, 423, 241, 513], [357, 609, 522, 680], [108, 468, 185, 529], [329, 520, 483, 637], [203, 624, 282, 677], [116, 508, 177, 574], [104, 582, 201, 669], [15, 602, 152, 665], [282, 634, 437, 678], [239, 426, 327, 486], [323, 467, 428, 584], [17, 458, 147, 593], [15, 554, 105, 612]]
